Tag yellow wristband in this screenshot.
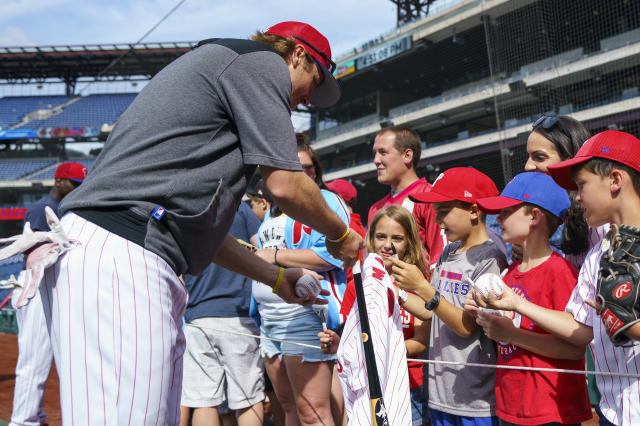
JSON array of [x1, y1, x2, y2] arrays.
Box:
[[272, 267, 285, 294], [326, 227, 350, 243]]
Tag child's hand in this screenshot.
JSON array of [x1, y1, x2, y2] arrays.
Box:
[[464, 292, 479, 318], [391, 258, 429, 292], [318, 329, 340, 354], [476, 311, 516, 342], [472, 283, 520, 312]]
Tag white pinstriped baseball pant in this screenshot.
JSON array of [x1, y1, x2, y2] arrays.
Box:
[[39, 212, 188, 425], [10, 288, 54, 426]]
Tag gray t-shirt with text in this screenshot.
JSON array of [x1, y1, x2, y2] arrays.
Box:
[[428, 240, 508, 417]]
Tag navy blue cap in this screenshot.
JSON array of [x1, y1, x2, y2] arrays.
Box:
[[476, 172, 570, 219]]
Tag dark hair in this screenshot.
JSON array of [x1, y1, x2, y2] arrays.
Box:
[[377, 125, 422, 168], [533, 115, 591, 254], [574, 157, 640, 197], [523, 204, 563, 238], [532, 115, 591, 160], [296, 133, 325, 187]]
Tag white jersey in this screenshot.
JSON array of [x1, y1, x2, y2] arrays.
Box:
[[565, 235, 640, 426], [337, 254, 411, 426]]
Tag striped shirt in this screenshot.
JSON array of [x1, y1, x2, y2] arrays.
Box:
[[337, 254, 412, 426], [565, 233, 640, 426], [565, 224, 609, 269]]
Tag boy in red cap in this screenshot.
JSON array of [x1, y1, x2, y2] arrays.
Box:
[[391, 167, 507, 426], [477, 131, 640, 425], [472, 172, 591, 425]]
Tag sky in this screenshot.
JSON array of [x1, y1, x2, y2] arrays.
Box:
[[1, 0, 399, 58]]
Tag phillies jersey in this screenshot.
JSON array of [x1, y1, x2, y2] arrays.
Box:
[[368, 178, 446, 267], [566, 237, 640, 426], [250, 189, 350, 330], [337, 254, 412, 426]]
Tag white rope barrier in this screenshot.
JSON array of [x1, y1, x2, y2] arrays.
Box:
[[188, 323, 640, 378]]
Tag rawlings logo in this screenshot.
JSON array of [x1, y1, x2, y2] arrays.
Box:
[[602, 309, 623, 337], [614, 282, 632, 299]]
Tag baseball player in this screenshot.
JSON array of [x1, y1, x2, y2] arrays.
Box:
[[30, 21, 362, 425], [10, 162, 86, 426]]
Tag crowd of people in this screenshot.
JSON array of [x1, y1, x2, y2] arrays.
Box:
[[3, 19, 640, 426]]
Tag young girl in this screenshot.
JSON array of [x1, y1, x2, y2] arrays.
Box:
[[321, 205, 430, 426]]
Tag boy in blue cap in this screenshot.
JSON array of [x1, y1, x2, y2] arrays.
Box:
[[472, 172, 592, 425]]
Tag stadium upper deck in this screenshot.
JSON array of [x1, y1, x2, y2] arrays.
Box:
[[311, 0, 640, 215]]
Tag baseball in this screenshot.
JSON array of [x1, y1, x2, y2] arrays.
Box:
[[295, 274, 322, 299], [473, 273, 504, 301]]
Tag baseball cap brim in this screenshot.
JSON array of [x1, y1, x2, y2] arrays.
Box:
[[476, 196, 523, 214], [310, 60, 341, 107], [410, 191, 456, 204], [547, 155, 593, 191]]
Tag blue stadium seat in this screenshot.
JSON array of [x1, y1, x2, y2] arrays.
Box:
[[0, 159, 57, 180], [0, 96, 72, 128]]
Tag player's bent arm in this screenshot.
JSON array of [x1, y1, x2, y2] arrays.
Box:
[[213, 233, 328, 306], [514, 297, 593, 347], [260, 166, 363, 268]]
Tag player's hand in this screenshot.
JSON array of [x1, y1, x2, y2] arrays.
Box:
[[391, 257, 431, 293], [318, 329, 340, 354], [276, 267, 329, 307], [472, 284, 520, 312], [325, 229, 364, 270], [476, 311, 515, 342]]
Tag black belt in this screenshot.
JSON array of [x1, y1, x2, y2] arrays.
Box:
[[72, 207, 148, 248]]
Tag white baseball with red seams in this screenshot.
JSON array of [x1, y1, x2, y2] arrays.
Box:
[[473, 273, 504, 300], [294, 274, 321, 298]]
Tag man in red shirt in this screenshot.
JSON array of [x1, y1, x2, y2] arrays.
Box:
[[369, 126, 446, 267]]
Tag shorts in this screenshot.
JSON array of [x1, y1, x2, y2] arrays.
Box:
[[430, 409, 499, 426], [410, 386, 428, 426], [260, 313, 336, 362], [181, 317, 264, 410]]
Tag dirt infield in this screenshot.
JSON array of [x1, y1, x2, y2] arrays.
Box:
[[0, 332, 61, 425]]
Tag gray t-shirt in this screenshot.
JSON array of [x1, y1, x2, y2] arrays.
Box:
[[428, 240, 508, 417], [61, 39, 301, 275]]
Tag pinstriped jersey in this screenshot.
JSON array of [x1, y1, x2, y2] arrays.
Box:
[[337, 254, 412, 426], [566, 235, 640, 426]]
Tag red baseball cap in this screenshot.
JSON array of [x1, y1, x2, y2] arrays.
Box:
[[547, 131, 640, 190], [325, 179, 357, 204], [265, 21, 340, 108], [410, 167, 498, 204], [54, 162, 87, 183]]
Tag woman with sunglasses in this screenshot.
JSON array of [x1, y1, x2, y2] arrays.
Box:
[[513, 114, 608, 269]]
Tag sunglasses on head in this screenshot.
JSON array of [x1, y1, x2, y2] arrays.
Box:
[[532, 115, 571, 140], [292, 35, 336, 74]]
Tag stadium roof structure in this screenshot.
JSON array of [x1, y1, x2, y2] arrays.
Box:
[[0, 42, 197, 92]]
